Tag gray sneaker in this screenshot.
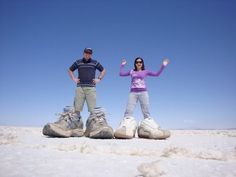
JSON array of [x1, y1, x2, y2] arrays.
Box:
[[43, 106, 84, 138], [84, 107, 114, 139]]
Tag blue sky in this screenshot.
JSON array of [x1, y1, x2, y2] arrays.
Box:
[[0, 0, 235, 129]]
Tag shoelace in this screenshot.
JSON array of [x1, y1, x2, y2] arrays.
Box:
[[120, 117, 132, 127], [90, 107, 107, 125], [56, 111, 76, 123], [95, 116, 105, 125]]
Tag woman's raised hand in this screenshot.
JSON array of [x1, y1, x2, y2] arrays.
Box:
[[121, 59, 127, 65], [163, 58, 170, 66]]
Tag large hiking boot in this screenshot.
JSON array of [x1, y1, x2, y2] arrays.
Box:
[[84, 107, 114, 139], [43, 106, 84, 138], [138, 117, 171, 139], [114, 116, 137, 139]]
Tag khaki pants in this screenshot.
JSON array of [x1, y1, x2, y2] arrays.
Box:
[[74, 87, 96, 113]]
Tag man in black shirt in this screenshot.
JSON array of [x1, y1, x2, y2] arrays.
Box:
[[68, 48, 106, 113], [42, 48, 113, 139]]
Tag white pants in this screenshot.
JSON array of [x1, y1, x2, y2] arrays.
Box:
[[124, 91, 151, 119]]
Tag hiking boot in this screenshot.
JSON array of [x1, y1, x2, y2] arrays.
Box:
[[84, 107, 114, 139], [138, 117, 171, 139], [43, 106, 84, 138], [114, 116, 137, 139]]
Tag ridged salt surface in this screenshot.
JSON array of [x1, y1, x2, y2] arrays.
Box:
[[0, 126, 236, 177]]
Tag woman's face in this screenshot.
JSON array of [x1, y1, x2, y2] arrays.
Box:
[[135, 59, 143, 70]]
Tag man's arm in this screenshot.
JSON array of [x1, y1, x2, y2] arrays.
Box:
[[93, 68, 106, 84], [98, 68, 106, 80], [68, 69, 80, 83]]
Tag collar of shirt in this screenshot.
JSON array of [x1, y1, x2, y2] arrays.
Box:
[[82, 58, 92, 63]]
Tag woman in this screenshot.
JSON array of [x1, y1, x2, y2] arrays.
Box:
[[114, 57, 171, 139]]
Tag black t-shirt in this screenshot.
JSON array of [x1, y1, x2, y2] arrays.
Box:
[[69, 58, 104, 87]]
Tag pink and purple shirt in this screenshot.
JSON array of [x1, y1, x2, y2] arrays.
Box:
[[120, 64, 165, 92]]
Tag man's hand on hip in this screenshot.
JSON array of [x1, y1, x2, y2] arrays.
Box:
[[93, 78, 101, 84], [73, 78, 80, 83]]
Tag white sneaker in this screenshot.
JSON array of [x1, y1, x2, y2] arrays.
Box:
[[114, 116, 137, 139], [138, 117, 171, 139]]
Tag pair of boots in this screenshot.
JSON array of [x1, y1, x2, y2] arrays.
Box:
[[114, 116, 171, 139], [43, 106, 170, 139], [43, 107, 113, 139]]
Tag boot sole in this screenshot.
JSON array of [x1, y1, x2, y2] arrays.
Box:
[[43, 124, 84, 138], [86, 127, 114, 139], [138, 127, 171, 140], [43, 124, 64, 137], [114, 130, 135, 139]]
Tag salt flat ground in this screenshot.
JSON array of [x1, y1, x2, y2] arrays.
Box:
[[0, 126, 236, 177]]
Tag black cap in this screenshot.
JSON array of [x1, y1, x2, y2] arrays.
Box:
[[84, 48, 93, 54]]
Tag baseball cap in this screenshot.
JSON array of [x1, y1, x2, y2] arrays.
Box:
[[84, 48, 93, 54]]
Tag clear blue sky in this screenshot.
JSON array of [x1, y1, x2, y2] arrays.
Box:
[[0, 0, 235, 129]]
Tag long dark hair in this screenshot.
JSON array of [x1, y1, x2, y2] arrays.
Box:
[[134, 57, 145, 71]]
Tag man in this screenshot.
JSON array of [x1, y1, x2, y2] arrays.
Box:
[[68, 48, 105, 116], [43, 48, 113, 138]]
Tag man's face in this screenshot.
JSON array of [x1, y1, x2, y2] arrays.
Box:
[[83, 52, 92, 60]]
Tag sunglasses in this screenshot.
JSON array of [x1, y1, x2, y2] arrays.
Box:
[[136, 61, 143, 64]]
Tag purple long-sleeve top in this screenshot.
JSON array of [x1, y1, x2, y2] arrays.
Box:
[[120, 64, 165, 92]]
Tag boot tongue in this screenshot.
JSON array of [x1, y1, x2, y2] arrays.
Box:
[[91, 107, 106, 120], [93, 107, 106, 114], [146, 118, 160, 129]]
